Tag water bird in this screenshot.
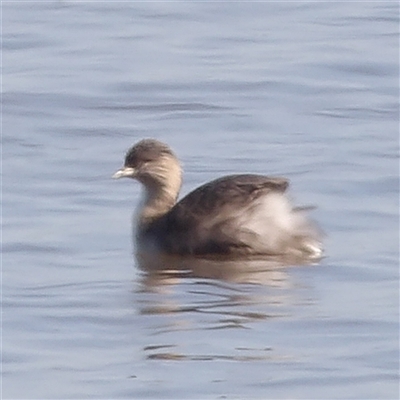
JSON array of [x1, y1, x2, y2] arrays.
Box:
[[113, 139, 322, 259]]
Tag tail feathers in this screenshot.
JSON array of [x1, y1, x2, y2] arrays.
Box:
[[300, 238, 324, 259], [291, 207, 324, 258]]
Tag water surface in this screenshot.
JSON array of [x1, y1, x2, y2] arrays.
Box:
[[3, 2, 399, 399]]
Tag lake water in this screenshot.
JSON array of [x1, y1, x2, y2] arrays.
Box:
[[2, 2, 399, 399]]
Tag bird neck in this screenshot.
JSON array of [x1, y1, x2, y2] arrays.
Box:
[[137, 181, 179, 228]]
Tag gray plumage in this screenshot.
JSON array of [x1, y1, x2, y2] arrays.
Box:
[[113, 139, 323, 259]]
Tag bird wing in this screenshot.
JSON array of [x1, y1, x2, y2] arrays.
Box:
[[151, 174, 289, 255], [176, 174, 288, 215]]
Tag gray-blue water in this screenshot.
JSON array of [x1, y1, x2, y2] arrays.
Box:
[[3, 2, 399, 399]]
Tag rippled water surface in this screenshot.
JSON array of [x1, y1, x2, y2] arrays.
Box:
[[3, 2, 399, 399]]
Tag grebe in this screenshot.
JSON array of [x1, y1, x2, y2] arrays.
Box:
[[113, 139, 323, 259]]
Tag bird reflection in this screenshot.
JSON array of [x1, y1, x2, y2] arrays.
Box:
[[133, 251, 318, 361], [136, 250, 318, 287]]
